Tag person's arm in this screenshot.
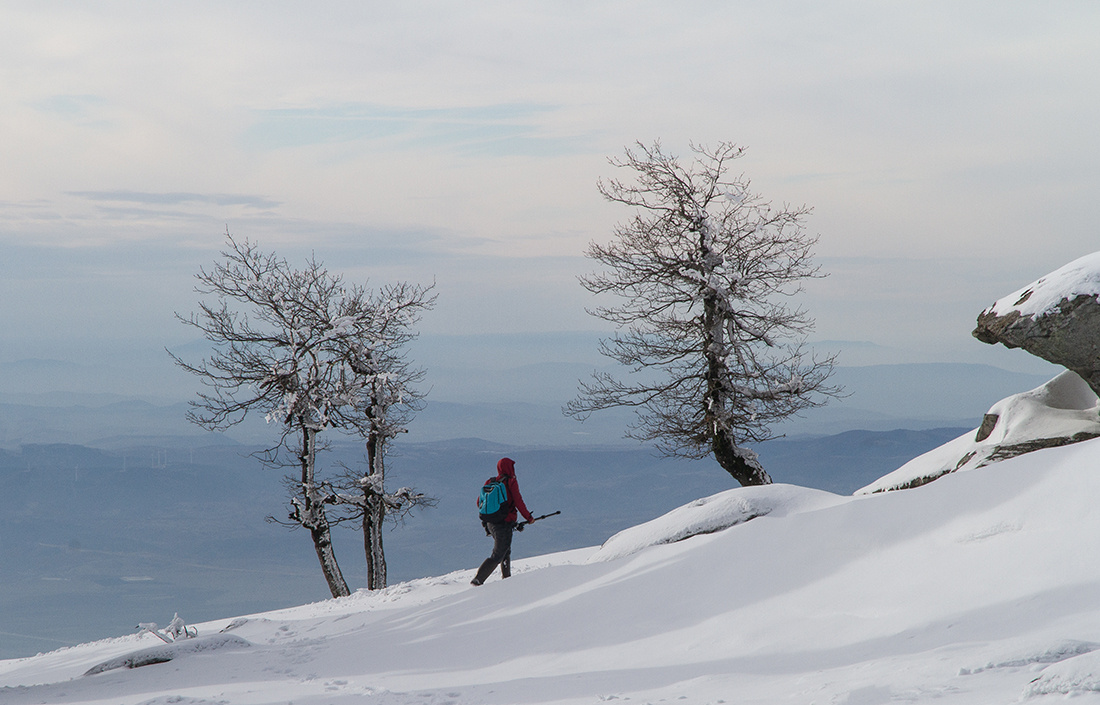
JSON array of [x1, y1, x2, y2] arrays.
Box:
[[508, 477, 534, 522]]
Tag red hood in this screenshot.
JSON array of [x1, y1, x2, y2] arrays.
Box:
[[497, 457, 515, 478]]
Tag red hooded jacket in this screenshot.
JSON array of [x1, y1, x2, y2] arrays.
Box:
[[492, 457, 533, 524]]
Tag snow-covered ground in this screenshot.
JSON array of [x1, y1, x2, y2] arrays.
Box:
[[5, 425, 1100, 703]]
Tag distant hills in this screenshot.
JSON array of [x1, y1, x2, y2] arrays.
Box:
[[0, 357, 1054, 447]]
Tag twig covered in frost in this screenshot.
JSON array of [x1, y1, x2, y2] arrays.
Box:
[[136, 613, 196, 643]]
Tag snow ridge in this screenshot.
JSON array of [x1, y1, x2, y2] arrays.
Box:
[[586, 483, 843, 563]]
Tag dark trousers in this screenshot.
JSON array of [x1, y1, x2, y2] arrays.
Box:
[[474, 521, 513, 584]]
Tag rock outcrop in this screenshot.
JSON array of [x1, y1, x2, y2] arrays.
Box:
[[857, 370, 1100, 494], [860, 252, 1100, 494], [974, 252, 1100, 397]]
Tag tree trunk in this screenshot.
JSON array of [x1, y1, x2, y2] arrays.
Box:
[[701, 281, 772, 487], [310, 521, 350, 598], [300, 424, 350, 598], [363, 509, 376, 589], [364, 499, 386, 589], [362, 425, 387, 590], [712, 430, 772, 486]]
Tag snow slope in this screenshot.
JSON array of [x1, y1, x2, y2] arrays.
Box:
[[6, 437, 1100, 703]]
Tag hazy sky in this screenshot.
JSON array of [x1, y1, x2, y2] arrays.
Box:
[[2, 2, 1098, 377]]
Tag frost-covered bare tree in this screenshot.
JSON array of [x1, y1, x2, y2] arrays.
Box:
[[327, 300, 437, 590], [567, 142, 839, 486], [173, 234, 435, 596]]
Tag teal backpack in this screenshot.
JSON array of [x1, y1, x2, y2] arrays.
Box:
[[478, 477, 512, 523]]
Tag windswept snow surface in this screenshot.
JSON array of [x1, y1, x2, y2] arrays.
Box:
[[987, 249, 1100, 318], [858, 369, 1100, 493], [7, 439, 1100, 703], [587, 483, 845, 563]]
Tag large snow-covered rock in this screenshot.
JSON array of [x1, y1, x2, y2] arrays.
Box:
[[974, 251, 1100, 396], [857, 370, 1100, 494]]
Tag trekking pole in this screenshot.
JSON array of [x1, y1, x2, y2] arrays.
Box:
[[516, 511, 560, 531]]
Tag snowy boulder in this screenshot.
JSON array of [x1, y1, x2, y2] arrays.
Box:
[[857, 370, 1100, 494], [586, 484, 844, 563], [83, 634, 251, 676], [974, 251, 1100, 397]]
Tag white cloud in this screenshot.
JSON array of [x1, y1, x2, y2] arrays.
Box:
[[0, 1, 1097, 373]]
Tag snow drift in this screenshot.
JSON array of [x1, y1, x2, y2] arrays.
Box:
[[586, 483, 844, 562], [82, 634, 250, 676]]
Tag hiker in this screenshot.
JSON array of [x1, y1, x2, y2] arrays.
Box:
[[471, 457, 535, 586]]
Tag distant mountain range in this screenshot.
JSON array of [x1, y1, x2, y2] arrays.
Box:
[[0, 358, 1054, 447]]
